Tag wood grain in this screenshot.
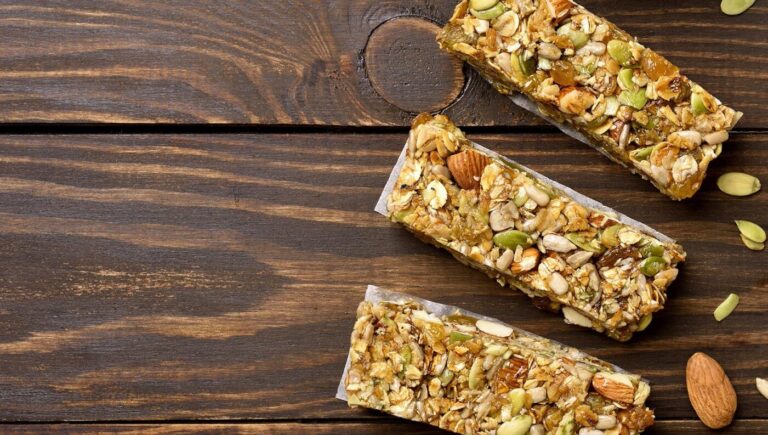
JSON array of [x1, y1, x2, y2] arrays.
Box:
[[3, 421, 768, 434], [0, 1, 765, 126], [0, 132, 764, 425]]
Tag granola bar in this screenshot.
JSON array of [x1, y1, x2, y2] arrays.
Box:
[[384, 114, 685, 341], [343, 288, 655, 434], [437, 0, 743, 200]]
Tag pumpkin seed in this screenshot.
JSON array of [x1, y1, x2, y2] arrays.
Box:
[[470, 2, 505, 20], [721, 0, 755, 16], [637, 314, 653, 332], [757, 378, 768, 400], [618, 68, 635, 90], [640, 241, 665, 258], [741, 234, 765, 251], [470, 0, 499, 10], [717, 172, 761, 197], [605, 96, 620, 116], [607, 40, 633, 66], [498, 415, 533, 435], [639, 256, 666, 277], [507, 388, 526, 415], [690, 92, 711, 116], [557, 25, 588, 49], [601, 225, 622, 248], [714, 293, 739, 321], [735, 220, 766, 243], [630, 145, 655, 161], [565, 232, 605, 253], [618, 88, 648, 110], [468, 357, 484, 389], [449, 331, 473, 342], [493, 229, 533, 250]]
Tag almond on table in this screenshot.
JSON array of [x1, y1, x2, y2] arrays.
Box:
[[380, 114, 685, 341], [340, 286, 655, 434], [437, 0, 742, 200]]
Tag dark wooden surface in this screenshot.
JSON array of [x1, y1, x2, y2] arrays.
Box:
[[0, 1, 766, 434], [1, 0, 767, 127]]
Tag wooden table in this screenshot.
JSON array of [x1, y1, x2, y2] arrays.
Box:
[[0, 1, 766, 433]]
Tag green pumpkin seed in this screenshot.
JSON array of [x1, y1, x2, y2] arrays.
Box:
[[735, 220, 766, 243], [449, 331, 473, 342], [630, 145, 655, 161], [618, 68, 635, 90], [507, 388, 526, 415], [714, 293, 739, 321], [493, 229, 533, 250], [513, 188, 529, 207], [604, 96, 620, 116], [607, 39, 633, 66], [639, 256, 666, 277], [468, 358, 484, 389], [637, 314, 653, 332], [691, 92, 710, 116], [717, 172, 761, 197], [640, 240, 665, 258], [741, 234, 765, 251], [721, 0, 755, 16], [601, 225, 622, 248], [400, 345, 412, 366], [565, 233, 605, 253], [557, 25, 588, 49], [393, 209, 414, 222], [497, 415, 533, 435], [618, 88, 648, 110], [470, 2, 505, 20], [439, 369, 454, 386], [470, 0, 499, 10]]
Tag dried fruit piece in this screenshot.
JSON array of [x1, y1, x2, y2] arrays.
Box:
[[757, 378, 768, 400], [714, 293, 739, 322], [447, 150, 491, 190], [735, 220, 766, 243], [686, 352, 737, 429], [592, 372, 635, 403], [721, 0, 755, 16], [717, 172, 761, 197], [741, 234, 765, 251]]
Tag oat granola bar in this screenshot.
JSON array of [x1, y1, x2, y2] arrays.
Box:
[[437, 0, 742, 200], [384, 114, 685, 341], [343, 288, 655, 434]]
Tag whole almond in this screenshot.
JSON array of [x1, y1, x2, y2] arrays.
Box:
[[686, 352, 737, 429], [592, 372, 635, 403], [446, 150, 490, 190]]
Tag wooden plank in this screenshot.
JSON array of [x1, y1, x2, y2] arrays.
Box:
[[0, 1, 765, 127], [1, 421, 767, 434], [0, 132, 765, 422]]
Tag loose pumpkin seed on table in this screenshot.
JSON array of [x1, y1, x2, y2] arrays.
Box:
[[714, 293, 740, 321], [717, 172, 761, 197], [721, 0, 756, 16]]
